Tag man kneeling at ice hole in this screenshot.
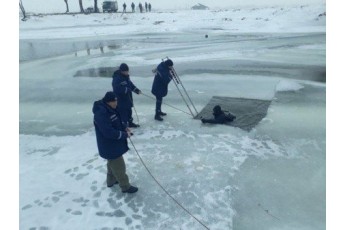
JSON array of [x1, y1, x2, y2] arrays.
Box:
[[201, 105, 236, 124]]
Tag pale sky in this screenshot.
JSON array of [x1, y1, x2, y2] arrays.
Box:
[[21, 0, 324, 13]]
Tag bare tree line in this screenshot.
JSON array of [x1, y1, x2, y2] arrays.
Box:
[[19, 0, 27, 21], [20, 0, 101, 18], [65, 0, 101, 13]]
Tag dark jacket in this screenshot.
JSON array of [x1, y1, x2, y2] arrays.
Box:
[[93, 100, 129, 160], [112, 70, 140, 109], [151, 62, 173, 98], [202, 105, 236, 124]]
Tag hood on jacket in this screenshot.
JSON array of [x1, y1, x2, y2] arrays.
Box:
[[92, 100, 107, 115], [114, 69, 129, 77], [164, 59, 173, 67], [213, 105, 223, 116]]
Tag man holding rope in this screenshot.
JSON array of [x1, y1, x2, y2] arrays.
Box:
[[151, 59, 174, 121], [93, 91, 138, 194], [112, 63, 141, 128]]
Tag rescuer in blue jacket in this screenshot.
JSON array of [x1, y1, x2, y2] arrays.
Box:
[[93, 91, 138, 193], [151, 59, 174, 121], [112, 63, 141, 128]]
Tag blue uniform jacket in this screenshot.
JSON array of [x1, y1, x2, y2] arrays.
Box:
[[112, 70, 140, 109], [151, 62, 173, 98], [93, 100, 129, 160]]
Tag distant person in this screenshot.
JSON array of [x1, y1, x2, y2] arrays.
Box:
[[92, 91, 138, 193], [145, 2, 148, 12], [139, 2, 143, 13], [148, 3, 151, 12], [201, 105, 236, 124], [112, 63, 141, 128], [151, 59, 174, 121], [122, 2, 127, 12], [131, 2, 135, 12]]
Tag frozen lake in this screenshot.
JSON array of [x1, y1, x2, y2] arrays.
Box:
[[19, 6, 325, 230], [20, 32, 325, 136]]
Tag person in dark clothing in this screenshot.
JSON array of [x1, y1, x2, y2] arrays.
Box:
[[131, 2, 135, 12], [201, 105, 236, 124], [139, 2, 143, 13], [148, 3, 151, 12], [151, 59, 174, 121], [93, 91, 138, 193], [112, 63, 141, 128], [145, 2, 148, 12], [122, 2, 127, 12]]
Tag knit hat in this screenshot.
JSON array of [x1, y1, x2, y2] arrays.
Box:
[[102, 91, 117, 103], [119, 63, 129, 71], [164, 59, 173, 67]]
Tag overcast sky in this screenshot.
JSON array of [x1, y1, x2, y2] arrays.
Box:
[[22, 0, 324, 13]]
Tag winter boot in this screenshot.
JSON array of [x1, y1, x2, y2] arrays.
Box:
[[154, 113, 163, 121], [129, 122, 140, 128], [158, 111, 167, 116], [122, 186, 138, 193]]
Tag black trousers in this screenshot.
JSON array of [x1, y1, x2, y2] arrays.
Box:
[[118, 107, 133, 125], [129, 108, 133, 123], [155, 96, 163, 113]]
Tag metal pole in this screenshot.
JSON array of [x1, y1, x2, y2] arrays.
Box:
[[170, 74, 195, 117], [160, 58, 195, 117], [170, 66, 199, 116]]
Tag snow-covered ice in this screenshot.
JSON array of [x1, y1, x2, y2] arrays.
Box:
[[19, 4, 325, 230]]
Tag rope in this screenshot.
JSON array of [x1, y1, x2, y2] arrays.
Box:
[[257, 203, 281, 221], [126, 87, 193, 119], [129, 138, 210, 230], [140, 92, 194, 117], [132, 104, 140, 125]]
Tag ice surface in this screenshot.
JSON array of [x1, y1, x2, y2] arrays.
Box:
[[19, 5, 325, 230]]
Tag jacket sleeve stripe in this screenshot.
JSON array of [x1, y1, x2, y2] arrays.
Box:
[[118, 131, 122, 140]]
